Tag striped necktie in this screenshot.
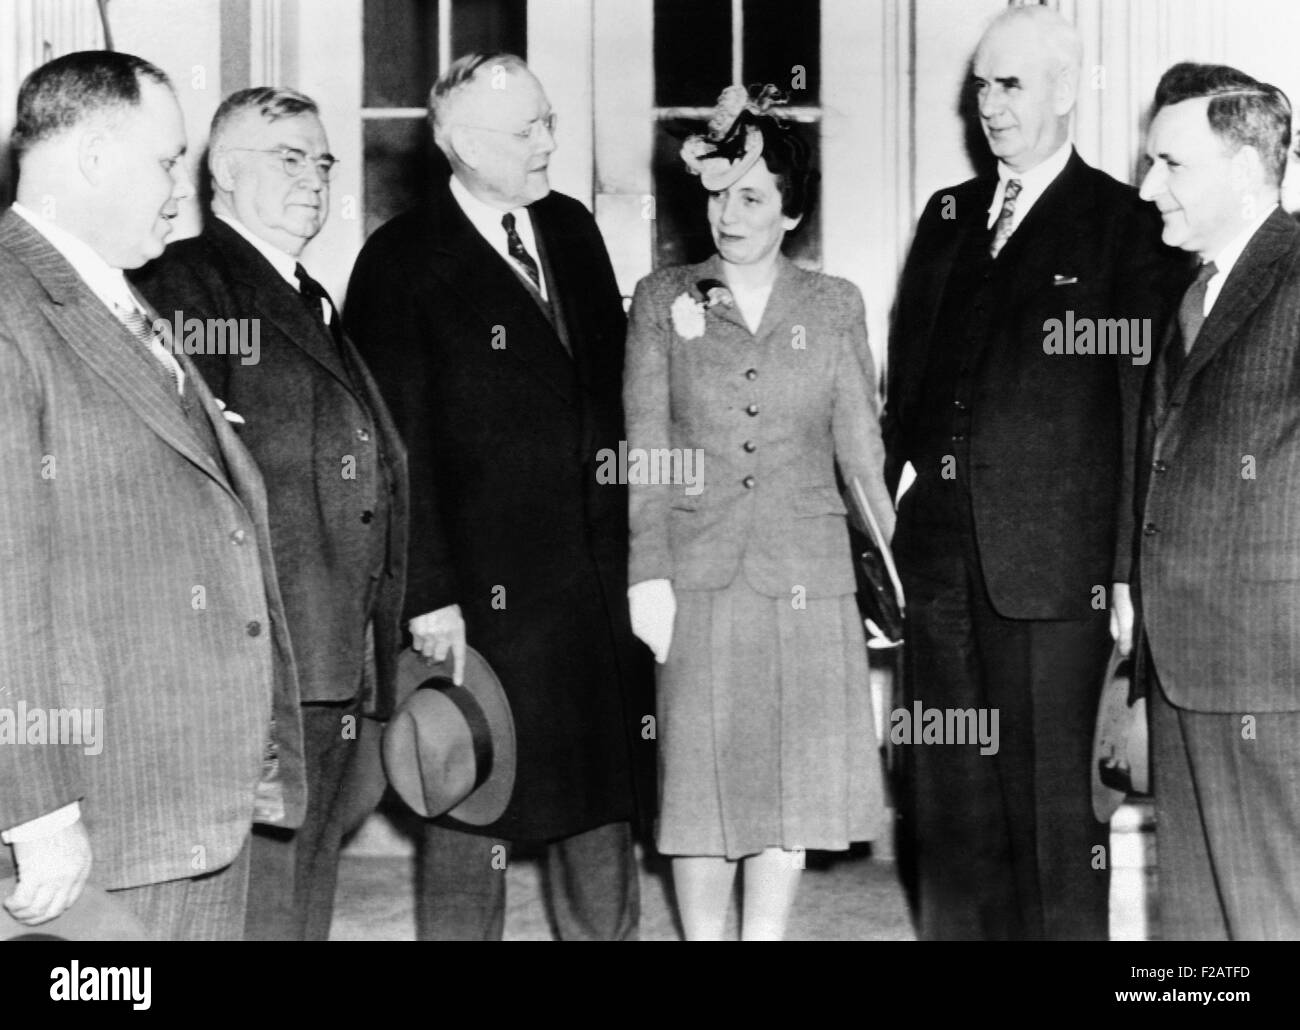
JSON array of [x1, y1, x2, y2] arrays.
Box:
[[989, 178, 1023, 258], [115, 302, 184, 394], [502, 212, 542, 292]]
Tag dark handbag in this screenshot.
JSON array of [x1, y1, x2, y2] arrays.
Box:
[[845, 476, 905, 643]]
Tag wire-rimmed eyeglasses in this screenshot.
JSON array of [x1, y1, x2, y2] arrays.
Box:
[[224, 145, 338, 181], [458, 111, 557, 143]]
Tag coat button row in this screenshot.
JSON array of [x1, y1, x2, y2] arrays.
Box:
[[742, 476, 756, 489]]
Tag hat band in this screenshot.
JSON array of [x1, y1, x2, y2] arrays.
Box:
[[436, 681, 494, 791]]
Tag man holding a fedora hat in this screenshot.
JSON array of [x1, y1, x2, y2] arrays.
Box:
[[347, 52, 652, 941]]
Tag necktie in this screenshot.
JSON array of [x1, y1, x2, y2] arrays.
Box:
[[989, 178, 1023, 258], [295, 263, 342, 346], [502, 212, 542, 293], [116, 303, 183, 394], [1178, 260, 1218, 355]]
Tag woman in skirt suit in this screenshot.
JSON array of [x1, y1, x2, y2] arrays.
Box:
[[624, 85, 897, 940]]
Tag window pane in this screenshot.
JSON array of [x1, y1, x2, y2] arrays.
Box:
[[364, 0, 440, 108], [362, 118, 450, 238], [452, 0, 526, 59], [650, 117, 821, 271], [654, 0, 732, 108], [743, 0, 820, 103]]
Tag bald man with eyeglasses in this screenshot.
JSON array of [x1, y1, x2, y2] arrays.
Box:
[[134, 86, 408, 941]]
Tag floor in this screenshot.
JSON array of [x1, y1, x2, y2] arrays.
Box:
[[329, 801, 1157, 941]]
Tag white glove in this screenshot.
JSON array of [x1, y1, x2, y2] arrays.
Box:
[[628, 578, 676, 664]]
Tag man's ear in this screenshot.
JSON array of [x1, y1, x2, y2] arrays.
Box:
[[210, 148, 238, 193], [1052, 64, 1079, 117], [76, 128, 109, 186], [1230, 144, 1265, 191], [447, 125, 480, 171]]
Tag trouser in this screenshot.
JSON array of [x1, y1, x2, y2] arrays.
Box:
[[415, 820, 639, 940], [897, 509, 1111, 940], [1149, 664, 1300, 940], [245, 694, 366, 941]]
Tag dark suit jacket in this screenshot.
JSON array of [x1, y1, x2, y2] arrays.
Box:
[[133, 219, 409, 714], [885, 150, 1183, 619], [0, 208, 305, 888], [345, 184, 651, 841], [1131, 207, 1300, 713]]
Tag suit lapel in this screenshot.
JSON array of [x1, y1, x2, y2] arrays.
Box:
[[1, 211, 238, 495], [205, 220, 357, 398], [1168, 208, 1297, 407], [427, 188, 577, 406]]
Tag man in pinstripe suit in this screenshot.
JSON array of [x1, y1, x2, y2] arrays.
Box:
[[1122, 62, 1300, 939], [0, 52, 304, 940]]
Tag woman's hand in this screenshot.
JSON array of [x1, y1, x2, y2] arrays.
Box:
[[628, 578, 676, 664]]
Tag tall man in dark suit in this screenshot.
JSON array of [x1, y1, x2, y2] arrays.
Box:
[[0, 51, 304, 940], [884, 6, 1180, 939], [346, 52, 649, 941], [134, 87, 407, 941], [1121, 63, 1300, 939]]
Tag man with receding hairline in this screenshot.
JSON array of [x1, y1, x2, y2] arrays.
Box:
[[135, 86, 408, 941], [0, 51, 305, 940], [1129, 61, 1300, 939], [347, 52, 650, 941], [885, 7, 1180, 939]]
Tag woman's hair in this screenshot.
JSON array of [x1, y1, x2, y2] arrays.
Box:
[[752, 115, 819, 223]]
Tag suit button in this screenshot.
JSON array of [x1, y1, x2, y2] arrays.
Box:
[[745, 368, 758, 381], [742, 476, 756, 489], [230, 529, 246, 545], [1152, 460, 1168, 473], [356, 427, 371, 442], [360, 510, 375, 524], [742, 440, 757, 453], [953, 399, 968, 411], [745, 404, 759, 416], [952, 433, 966, 442], [247, 620, 262, 637], [1143, 522, 1159, 536]]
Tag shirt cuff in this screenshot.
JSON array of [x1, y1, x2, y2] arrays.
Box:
[[1, 801, 81, 844]]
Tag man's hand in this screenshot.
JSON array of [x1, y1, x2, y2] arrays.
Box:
[[4, 820, 93, 926], [629, 579, 676, 664], [1110, 581, 1134, 657], [410, 604, 467, 685]]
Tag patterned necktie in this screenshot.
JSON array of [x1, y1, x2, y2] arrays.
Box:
[[116, 303, 183, 394], [502, 212, 542, 292], [989, 178, 1023, 258], [1178, 260, 1218, 355], [295, 262, 342, 346]]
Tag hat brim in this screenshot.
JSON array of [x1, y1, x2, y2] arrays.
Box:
[[0, 879, 150, 941], [698, 143, 765, 192], [383, 646, 517, 827], [1091, 648, 1149, 822]]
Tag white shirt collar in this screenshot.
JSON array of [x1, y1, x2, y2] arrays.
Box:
[[448, 174, 547, 298], [215, 211, 300, 289], [986, 139, 1075, 232], [12, 201, 137, 312], [1200, 203, 1278, 315]]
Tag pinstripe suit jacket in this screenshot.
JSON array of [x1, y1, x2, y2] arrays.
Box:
[[1133, 207, 1300, 713], [0, 209, 305, 889], [625, 254, 895, 597]]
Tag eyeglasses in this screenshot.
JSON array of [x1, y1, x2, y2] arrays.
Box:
[[224, 145, 338, 181], [459, 111, 557, 144]]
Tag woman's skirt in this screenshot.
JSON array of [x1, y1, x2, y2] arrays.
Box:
[[655, 573, 886, 859]]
